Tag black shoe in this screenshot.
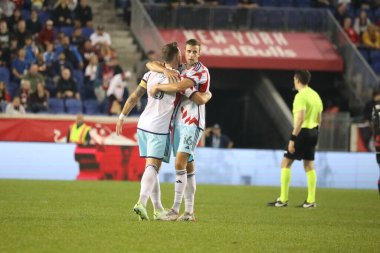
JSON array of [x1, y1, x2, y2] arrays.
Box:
[[297, 200, 317, 208], [267, 198, 288, 207]]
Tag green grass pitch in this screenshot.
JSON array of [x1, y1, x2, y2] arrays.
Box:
[[0, 180, 379, 253]]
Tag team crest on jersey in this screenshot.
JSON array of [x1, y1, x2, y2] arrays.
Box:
[[154, 91, 164, 100]]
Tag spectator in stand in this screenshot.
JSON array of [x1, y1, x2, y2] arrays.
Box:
[[18, 79, 31, 111], [43, 41, 55, 66], [24, 36, 38, 65], [22, 64, 44, 93], [7, 8, 22, 33], [312, 0, 333, 8], [362, 24, 380, 49], [74, 0, 93, 28], [56, 68, 80, 99], [0, 48, 7, 67], [31, 0, 45, 10], [36, 52, 47, 76], [97, 43, 115, 63], [30, 81, 49, 113], [66, 0, 78, 11], [0, 80, 11, 112], [81, 39, 95, 66], [9, 37, 18, 61], [26, 9, 42, 36], [205, 124, 234, 148], [70, 27, 86, 50], [93, 58, 114, 102], [343, 17, 360, 44], [0, 20, 11, 62], [54, 0, 73, 27], [334, 3, 348, 26], [37, 20, 56, 47], [43, 0, 57, 11], [351, 0, 372, 10], [11, 48, 29, 84], [54, 35, 83, 69], [48, 52, 73, 83], [0, 0, 16, 19], [90, 25, 111, 48], [135, 50, 157, 81], [354, 10, 372, 37], [106, 70, 132, 115], [5, 96, 26, 114], [14, 20, 30, 48], [83, 54, 98, 99]]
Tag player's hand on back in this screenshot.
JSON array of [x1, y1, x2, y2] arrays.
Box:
[[163, 68, 178, 80], [149, 85, 159, 97]]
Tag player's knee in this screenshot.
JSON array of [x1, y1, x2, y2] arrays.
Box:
[[186, 162, 195, 174]]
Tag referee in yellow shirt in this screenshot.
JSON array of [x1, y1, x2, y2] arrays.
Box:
[[268, 70, 323, 208]]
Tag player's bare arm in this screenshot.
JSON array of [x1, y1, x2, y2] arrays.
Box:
[[190, 91, 212, 105], [116, 85, 146, 135], [289, 110, 305, 154], [146, 61, 178, 79], [149, 78, 194, 97]]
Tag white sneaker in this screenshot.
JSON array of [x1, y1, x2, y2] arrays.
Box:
[[153, 208, 167, 221], [159, 208, 179, 221], [177, 212, 196, 222]]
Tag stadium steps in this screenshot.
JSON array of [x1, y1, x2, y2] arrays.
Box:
[[90, 0, 142, 86]]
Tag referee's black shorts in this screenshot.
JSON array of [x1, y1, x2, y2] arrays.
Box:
[[284, 127, 319, 161]]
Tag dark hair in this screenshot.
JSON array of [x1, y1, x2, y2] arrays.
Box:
[[186, 39, 201, 47], [161, 42, 179, 62], [294, 70, 311, 85]]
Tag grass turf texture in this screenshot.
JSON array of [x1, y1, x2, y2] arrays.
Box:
[[0, 180, 379, 253]]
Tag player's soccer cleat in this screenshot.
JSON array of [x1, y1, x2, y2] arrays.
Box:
[[267, 197, 288, 207], [133, 203, 150, 221], [297, 201, 317, 208], [153, 208, 168, 221], [177, 212, 196, 222], [159, 208, 179, 221]]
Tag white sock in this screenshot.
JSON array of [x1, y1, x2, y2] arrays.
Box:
[[150, 174, 164, 211], [172, 169, 187, 213], [185, 172, 196, 214], [138, 165, 157, 206]]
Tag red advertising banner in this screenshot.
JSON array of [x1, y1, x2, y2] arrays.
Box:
[[0, 115, 138, 145], [159, 29, 343, 71]]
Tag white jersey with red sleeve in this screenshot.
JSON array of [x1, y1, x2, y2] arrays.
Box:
[[137, 70, 181, 134], [175, 62, 210, 130]]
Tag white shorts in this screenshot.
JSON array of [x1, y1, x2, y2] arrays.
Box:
[[137, 129, 171, 163]]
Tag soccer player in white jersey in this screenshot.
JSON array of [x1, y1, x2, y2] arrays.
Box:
[[148, 39, 210, 221], [116, 42, 211, 221]]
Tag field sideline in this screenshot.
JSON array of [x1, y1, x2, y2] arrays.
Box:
[[0, 180, 379, 253]]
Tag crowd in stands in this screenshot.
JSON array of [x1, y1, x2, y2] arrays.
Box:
[[0, 0, 134, 115]]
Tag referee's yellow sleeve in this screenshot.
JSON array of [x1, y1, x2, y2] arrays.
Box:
[[139, 80, 147, 89]]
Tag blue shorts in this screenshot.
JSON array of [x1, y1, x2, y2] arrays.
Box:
[[137, 129, 171, 163], [172, 124, 203, 162]]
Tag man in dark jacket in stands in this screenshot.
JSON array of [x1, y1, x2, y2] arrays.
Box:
[[205, 124, 233, 148]]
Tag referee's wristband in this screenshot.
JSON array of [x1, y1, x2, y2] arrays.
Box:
[[290, 134, 297, 141], [119, 113, 127, 120]]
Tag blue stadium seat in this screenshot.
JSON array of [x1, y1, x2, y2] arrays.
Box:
[[294, 0, 311, 7], [81, 27, 94, 39], [65, 98, 83, 114], [38, 10, 52, 25], [60, 26, 74, 37], [72, 70, 85, 97], [370, 50, 380, 63], [83, 99, 100, 115], [21, 10, 31, 20], [278, 0, 294, 7], [259, 0, 279, 7], [357, 48, 369, 62], [371, 62, 380, 75], [48, 98, 65, 114], [1, 101, 7, 112], [0, 67, 10, 87]]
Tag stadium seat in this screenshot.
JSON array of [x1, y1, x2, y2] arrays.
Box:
[[38, 10, 52, 25], [259, 0, 279, 7], [72, 70, 85, 97], [370, 50, 380, 62], [1, 101, 7, 112], [48, 98, 65, 114], [0, 67, 10, 87], [371, 62, 380, 74], [278, 0, 294, 7], [65, 98, 83, 114], [83, 99, 100, 115], [60, 26, 74, 37], [357, 48, 369, 62], [81, 27, 94, 39], [294, 0, 311, 7]]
